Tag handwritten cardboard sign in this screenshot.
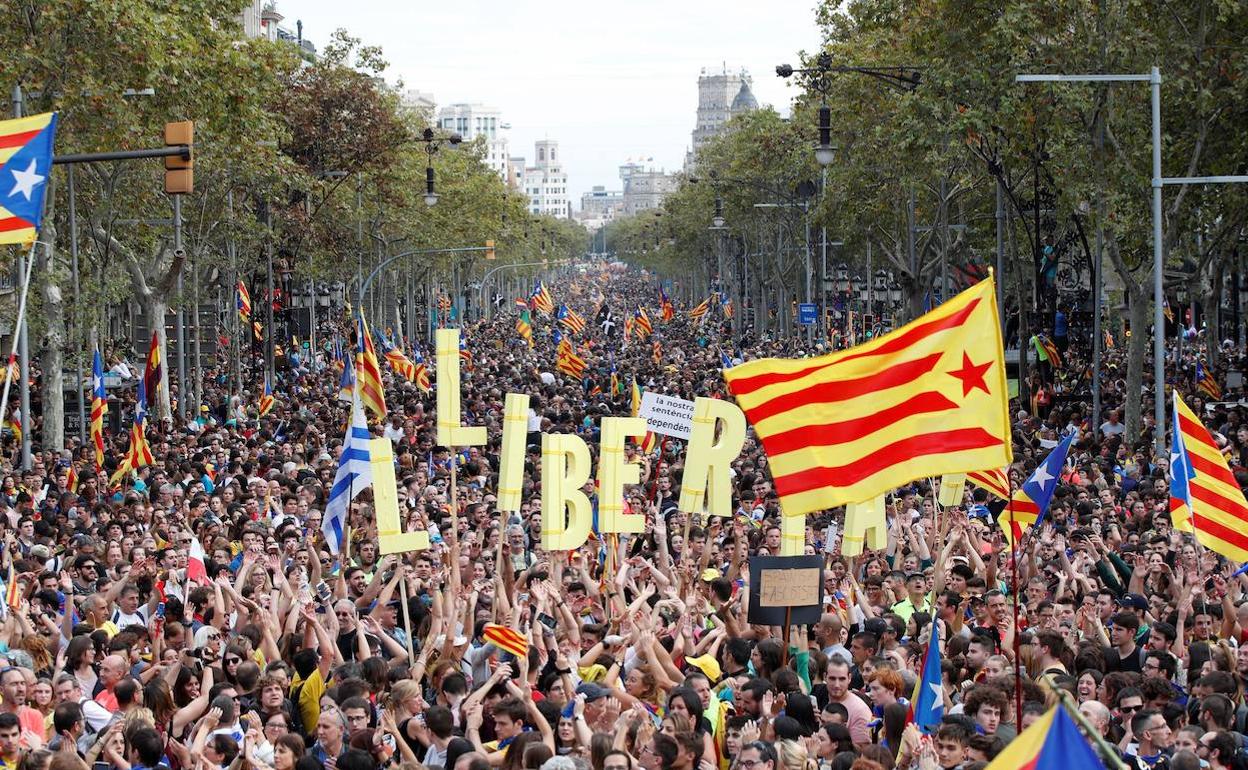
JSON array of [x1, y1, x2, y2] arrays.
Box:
[[748, 556, 824, 626]]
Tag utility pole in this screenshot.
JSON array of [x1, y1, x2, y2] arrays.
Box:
[[173, 193, 186, 419], [68, 166, 86, 443]]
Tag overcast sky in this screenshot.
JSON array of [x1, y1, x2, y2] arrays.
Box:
[[284, 0, 824, 209]]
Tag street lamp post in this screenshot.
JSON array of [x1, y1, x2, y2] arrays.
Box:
[[1016, 68, 1248, 457], [778, 53, 919, 342], [414, 127, 462, 207]]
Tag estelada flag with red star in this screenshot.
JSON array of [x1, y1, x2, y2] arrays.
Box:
[[723, 277, 1011, 516]]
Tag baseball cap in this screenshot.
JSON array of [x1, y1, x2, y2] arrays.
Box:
[[684, 654, 721, 683], [1118, 593, 1148, 611], [575, 682, 611, 701]]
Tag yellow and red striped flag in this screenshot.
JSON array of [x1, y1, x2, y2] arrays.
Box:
[[91, 349, 108, 471], [483, 623, 528, 657], [4, 564, 20, 611], [110, 379, 155, 485], [0, 113, 58, 246], [142, 331, 162, 401], [236, 281, 252, 322], [689, 296, 711, 321], [1170, 391, 1248, 560], [633, 307, 653, 338], [723, 278, 1011, 516], [384, 345, 418, 382], [258, 374, 275, 417], [355, 316, 387, 421], [631, 377, 658, 454], [968, 468, 1010, 500]]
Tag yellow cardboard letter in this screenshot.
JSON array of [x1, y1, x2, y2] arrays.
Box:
[[435, 328, 487, 448], [678, 397, 746, 518], [541, 434, 592, 550], [780, 512, 805, 556], [842, 496, 887, 557], [373, 438, 430, 554], [597, 417, 647, 533], [496, 393, 530, 513], [938, 474, 966, 507]]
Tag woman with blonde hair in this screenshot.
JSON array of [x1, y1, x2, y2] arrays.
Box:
[[774, 739, 810, 770], [387, 679, 429, 761]]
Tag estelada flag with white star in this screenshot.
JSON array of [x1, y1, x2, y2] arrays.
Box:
[[0, 113, 58, 246], [1001, 430, 1075, 545], [722, 277, 1011, 516], [907, 627, 944, 733], [1170, 391, 1248, 561]]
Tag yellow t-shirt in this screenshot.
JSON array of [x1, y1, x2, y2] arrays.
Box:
[[290, 668, 327, 732]]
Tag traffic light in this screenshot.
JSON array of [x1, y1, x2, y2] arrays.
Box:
[[484, 240, 496, 260], [164, 120, 194, 195]]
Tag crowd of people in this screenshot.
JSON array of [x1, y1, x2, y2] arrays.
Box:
[[1, 267, 1247, 770]]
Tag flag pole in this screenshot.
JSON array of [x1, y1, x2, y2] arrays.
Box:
[[0, 251, 36, 450], [399, 571, 416, 663], [1053, 689, 1129, 770], [1007, 469, 1023, 727]]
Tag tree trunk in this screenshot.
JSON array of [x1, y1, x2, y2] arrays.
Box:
[[37, 222, 65, 452], [1204, 262, 1223, 371], [1125, 290, 1149, 438], [144, 295, 171, 420]]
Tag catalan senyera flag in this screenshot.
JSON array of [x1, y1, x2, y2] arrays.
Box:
[[652, 340, 662, 364], [967, 468, 1010, 500], [258, 375, 275, 417], [90, 348, 107, 470], [459, 337, 474, 371], [65, 465, 79, 494], [482, 623, 528, 658], [0, 112, 59, 246], [723, 277, 1011, 516], [556, 343, 587, 381], [236, 281, 252, 322], [143, 331, 162, 401], [631, 377, 657, 454], [1196, 361, 1222, 400], [659, 287, 674, 322], [1171, 391, 1248, 560], [355, 316, 387, 421], [689, 296, 711, 321], [5, 564, 20, 611]]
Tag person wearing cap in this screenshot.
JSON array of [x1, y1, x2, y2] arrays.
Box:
[[574, 683, 613, 733], [889, 573, 931, 623]]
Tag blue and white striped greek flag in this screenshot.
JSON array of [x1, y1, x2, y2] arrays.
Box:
[[323, 384, 372, 554]]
